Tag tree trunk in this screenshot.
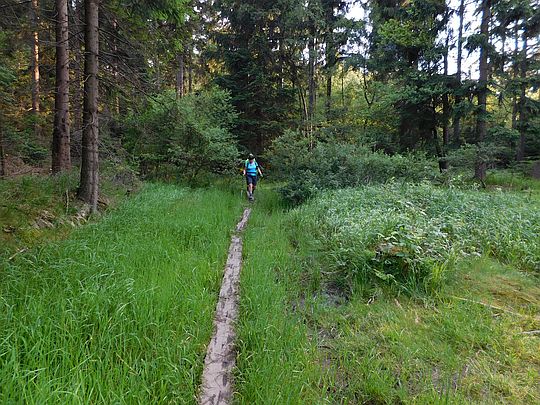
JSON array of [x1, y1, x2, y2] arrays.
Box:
[[71, 0, 83, 159], [516, 32, 527, 161], [188, 47, 193, 94], [511, 22, 519, 130], [78, 0, 99, 213], [52, 0, 71, 173], [31, 0, 41, 138], [452, 0, 465, 145], [0, 117, 5, 178], [441, 33, 450, 170], [113, 18, 120, 115], [307, 34, 316, 124], [176, 53, 184, 98], [475, 0, 491, 181]]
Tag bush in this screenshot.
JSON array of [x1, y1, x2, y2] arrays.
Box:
[[269, 130, 438, 205], [122, 87, 239, 181], [292, 182, 540, 294]]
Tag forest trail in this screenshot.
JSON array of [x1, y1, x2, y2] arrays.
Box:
[[199, 207, 252, 405]]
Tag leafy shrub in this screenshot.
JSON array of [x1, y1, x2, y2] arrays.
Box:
[[269, 130, 438, 205], [123, 87, 239, 181], [292, 182, 540, 294]]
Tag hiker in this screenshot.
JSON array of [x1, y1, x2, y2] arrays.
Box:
[[243, 153, 263, 201]]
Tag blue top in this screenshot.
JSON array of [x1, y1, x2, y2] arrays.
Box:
[[245, 160, 258, 176]]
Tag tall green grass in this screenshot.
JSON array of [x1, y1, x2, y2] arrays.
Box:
[[234, 188, 327, 404], [0, 183, 243, 403]]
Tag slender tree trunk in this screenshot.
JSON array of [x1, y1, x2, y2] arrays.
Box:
[[113, 18, 120, 115], [511, 22, 519, 130], [516, 32, 527, 161], [452, 0, 465, 145], [341, 64, 345, 107], [0, 117, 5, 178], [188, 47, 193, 94], [325, 73, 332, 117], [475, 0, 491, 181], [31, 0, 41, 138], [52, 0, 71, 173], [307, 30, 317, 125], [176, 53, 184, 98], [441, 34, 450, 170], [78, 0, 99, 212]]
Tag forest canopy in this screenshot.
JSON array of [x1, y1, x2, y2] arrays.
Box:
[[0, 0, 538, 201]]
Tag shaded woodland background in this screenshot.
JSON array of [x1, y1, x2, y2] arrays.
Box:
[[0, 0, 539, 204]]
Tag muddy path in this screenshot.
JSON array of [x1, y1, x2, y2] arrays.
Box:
[[199, 207, 251, 405]]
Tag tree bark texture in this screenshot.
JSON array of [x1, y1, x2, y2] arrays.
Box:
[[176, 53, 184, 98], [0, 118, 5, 178], [188, 48, 193, 94], [52, 0, 71, 173], [441, 33, 450, 170], [452, 0, 465, 144], [511, 23, 519, 130], [307, 34, 316, 125], [475, 0, 491, 180], [516, 32, 527, 161], [78, 0, 99, 212], [70, 0, 83, 158], [31, 0, 41, 138]]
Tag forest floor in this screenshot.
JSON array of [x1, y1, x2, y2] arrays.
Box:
[[0, 173, 539, 404]]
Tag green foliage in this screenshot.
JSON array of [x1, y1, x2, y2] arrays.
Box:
[[123, 87, 239, 180], [292, 182, 540, 294], [446, 142, 512, 173], [269, 130, 438, 205]]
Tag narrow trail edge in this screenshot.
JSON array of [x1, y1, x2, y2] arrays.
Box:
[[199, 207, 251, 405]]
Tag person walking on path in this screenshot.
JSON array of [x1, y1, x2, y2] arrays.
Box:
[[242, 153, 263, 201]]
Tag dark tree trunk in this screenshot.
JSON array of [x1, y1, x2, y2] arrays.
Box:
[[78, 0, 99, 212], [475, 0, 491, 181], [176, 52, 184, 98], [71, 0, 83, 158], [516, 32, 527, 161], [452, 0, 465, 145], [52, 0, 71, 173], [31, 0, 41, 138]]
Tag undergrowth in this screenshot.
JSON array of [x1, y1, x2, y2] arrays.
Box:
[[292, 181, 540, 295], [0, 165, 138, 258]]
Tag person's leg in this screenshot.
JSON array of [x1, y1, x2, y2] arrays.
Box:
[[246, 176, 253, 197], [251, 176, 257, 197]]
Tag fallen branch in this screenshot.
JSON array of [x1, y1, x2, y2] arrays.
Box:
[[8, 247, 27, 261], [449, 295, 536, 319], [521, 330, 540, 335]]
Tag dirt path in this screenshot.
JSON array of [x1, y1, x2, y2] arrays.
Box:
[[199, 207, 251, 405]]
